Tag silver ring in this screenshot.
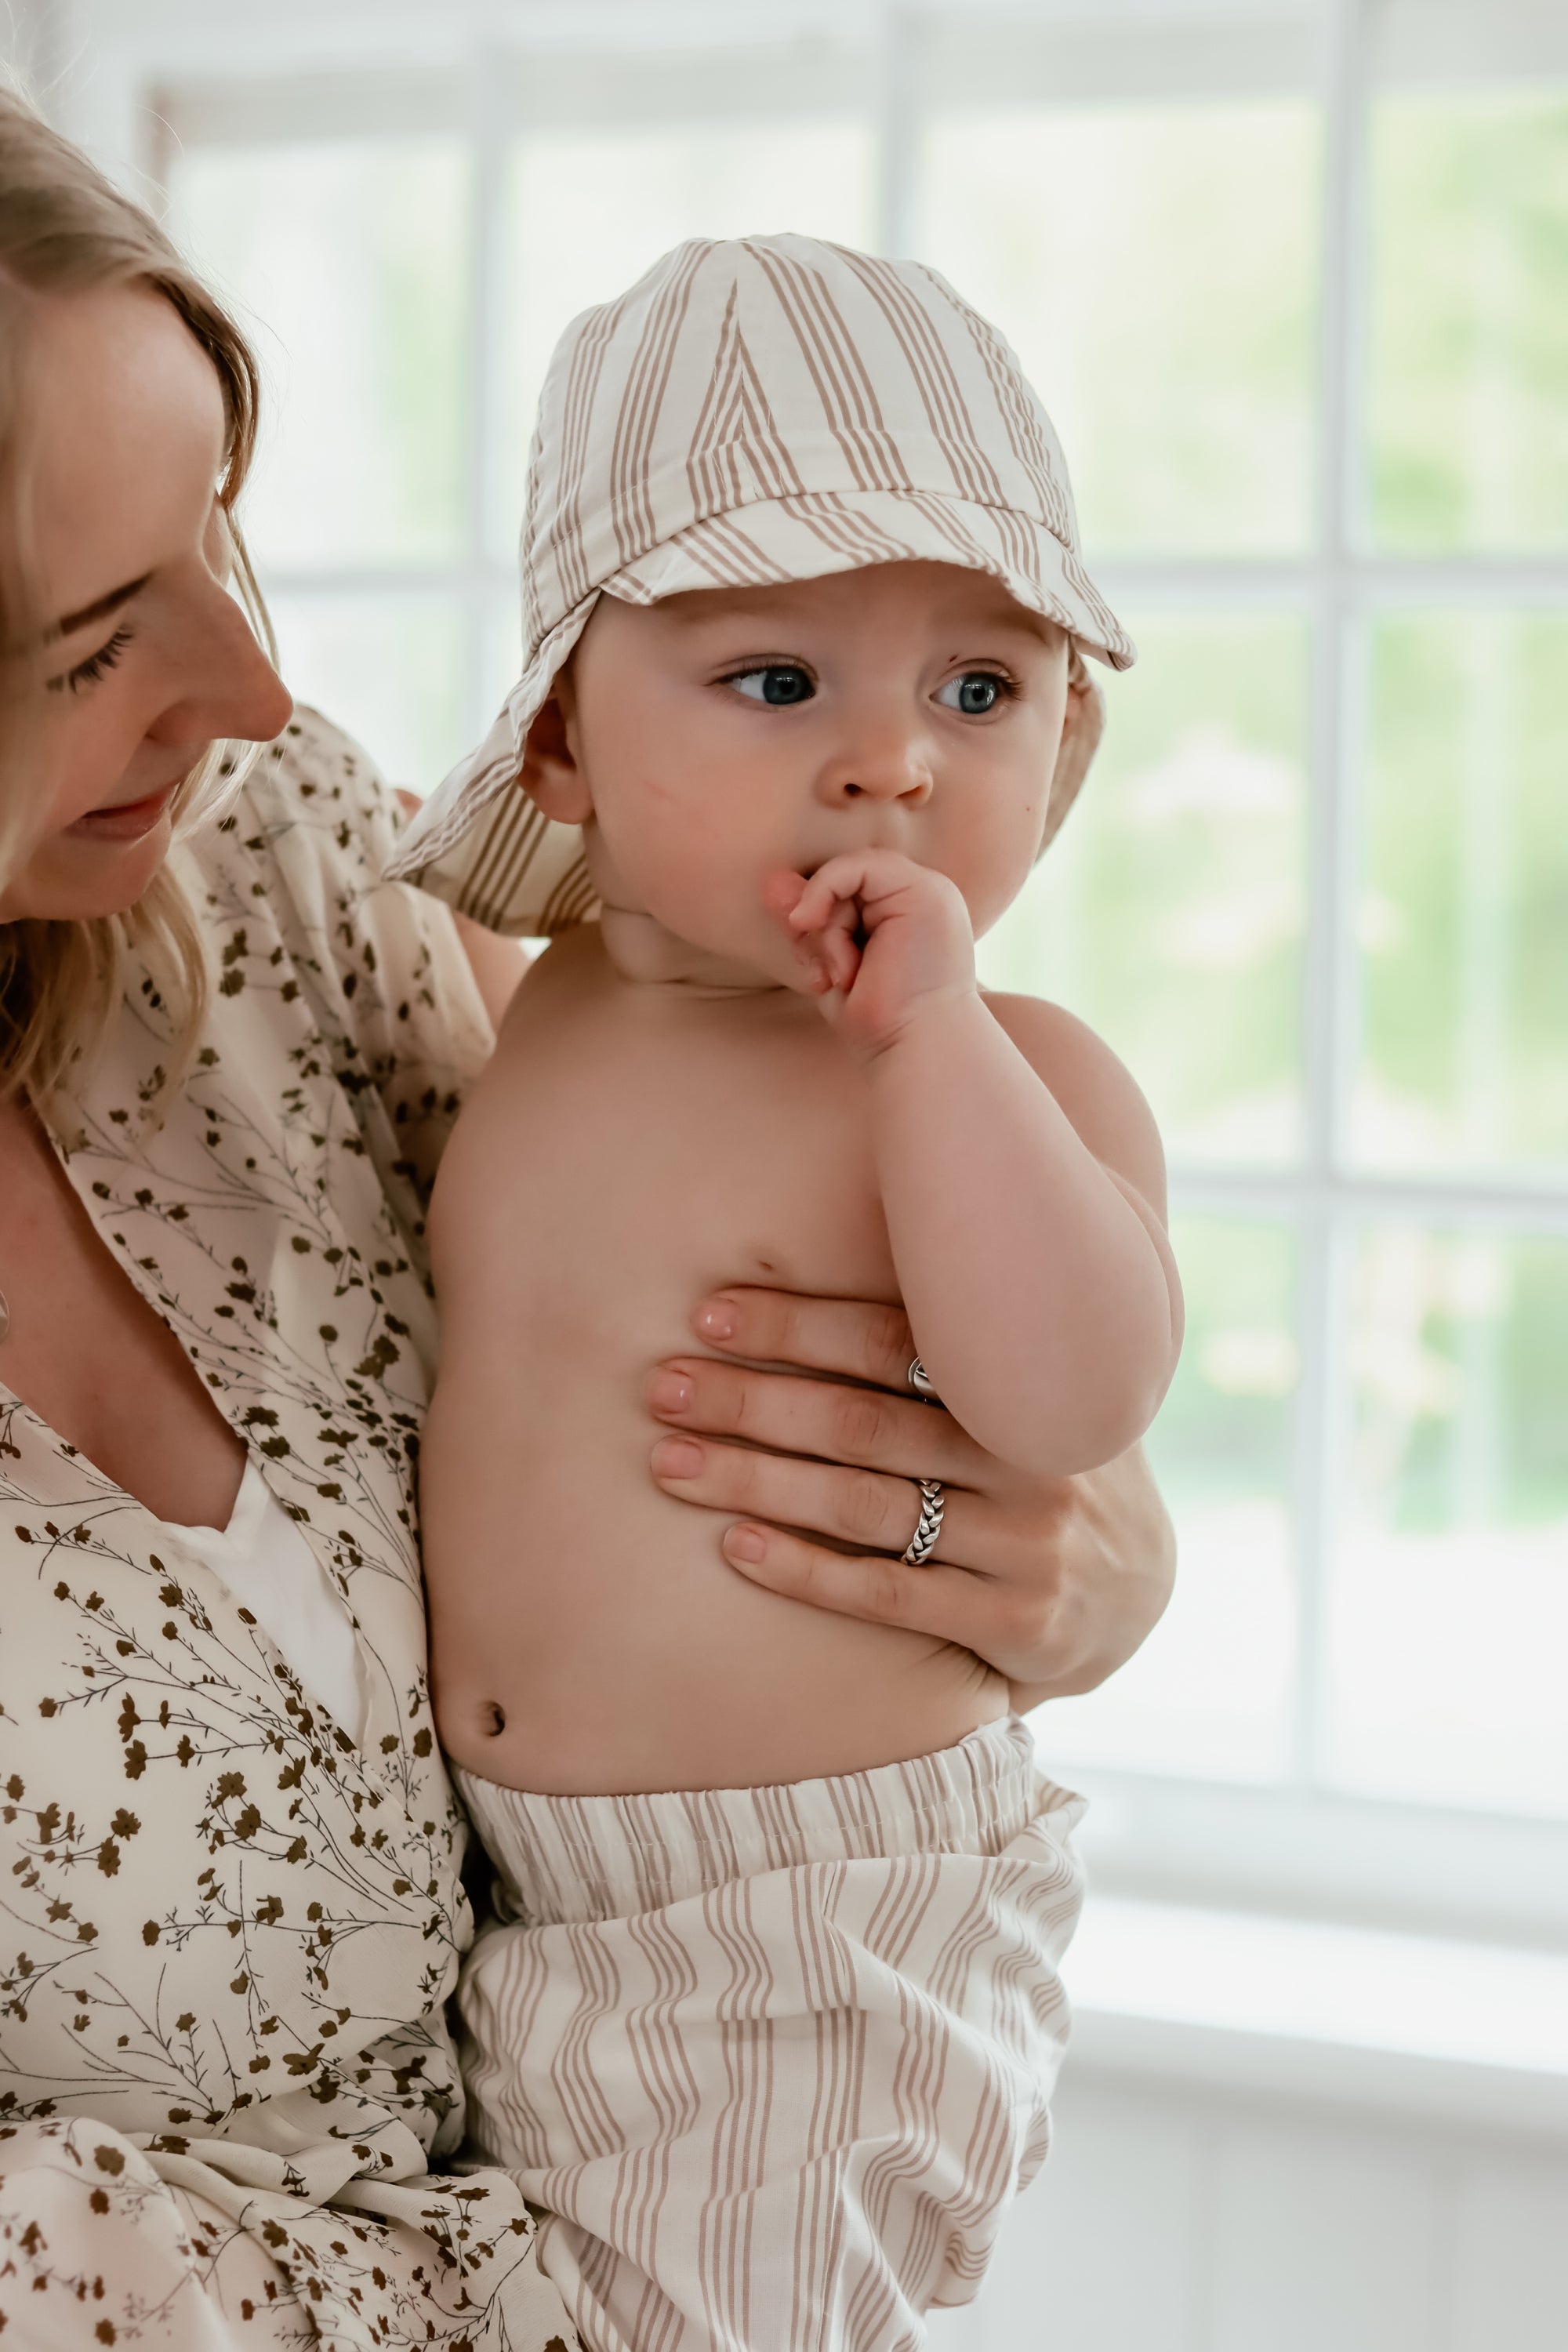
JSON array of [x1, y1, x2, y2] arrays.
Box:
[[902, 1478, 945, 1565], [907, 1356, 942, 1406]]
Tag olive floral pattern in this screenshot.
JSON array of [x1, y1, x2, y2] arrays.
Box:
[[0, 713, 575, 2350]]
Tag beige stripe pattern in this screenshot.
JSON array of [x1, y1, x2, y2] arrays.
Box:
[[456, 1717, 1084, 2352], [388, 233, 1134, 935]]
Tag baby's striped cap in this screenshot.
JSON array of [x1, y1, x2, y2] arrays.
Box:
[[389, 233, 1134, 934]]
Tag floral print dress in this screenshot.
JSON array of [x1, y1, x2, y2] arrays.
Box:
[[0, 712, 575, 2351]]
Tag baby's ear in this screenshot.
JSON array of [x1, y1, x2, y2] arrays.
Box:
[[1040, 644, 1104, 850], [517, 691, 593, 823]]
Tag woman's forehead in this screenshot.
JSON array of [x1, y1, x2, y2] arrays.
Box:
[[21, 284, 224, 633]]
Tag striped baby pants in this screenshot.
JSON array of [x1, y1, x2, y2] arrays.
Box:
[[455, 1715, 1085, 2352]]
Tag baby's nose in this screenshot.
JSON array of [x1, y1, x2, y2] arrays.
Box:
[[816, 727, 934, 805]]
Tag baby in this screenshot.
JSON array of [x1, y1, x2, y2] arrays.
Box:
[[390, 237, 1181, 2352]]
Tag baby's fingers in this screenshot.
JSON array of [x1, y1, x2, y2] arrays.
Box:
[[818, 899, 861, 992], [788, 858, 865, 935], [794, 920, 856, 997], [768, 869, 860, 991]]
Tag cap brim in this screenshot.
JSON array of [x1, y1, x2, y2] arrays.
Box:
[[610, 485, 1134, 671]]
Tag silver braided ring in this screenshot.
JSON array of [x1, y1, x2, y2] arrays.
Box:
[[902, 1478, 946, 1566], [907, 1356, 942, 1406]]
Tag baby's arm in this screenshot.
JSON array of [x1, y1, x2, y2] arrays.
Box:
[[776, 852, 1181, 1479]]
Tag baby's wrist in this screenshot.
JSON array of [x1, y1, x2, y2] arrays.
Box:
[[861, 980, 987, 1069]]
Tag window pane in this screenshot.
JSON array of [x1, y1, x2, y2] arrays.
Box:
[[169, 140, 470, 570], [920, 103, 1320, 555], [1369, 93, 1568, 551], [1327, 1229, 1568, 1817], [1039, 1218, 1298, 1782], [1353, 612, 1568, 1171], [978, 615, 1308, 1166], [495, 118, 875, 548], [269, 596, 469, 793]]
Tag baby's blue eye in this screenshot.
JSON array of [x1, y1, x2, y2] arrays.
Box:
[[728, 665, 815, 706], [936, 672, 1005, 716]]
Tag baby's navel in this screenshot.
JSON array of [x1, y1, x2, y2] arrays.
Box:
[[483, 1702, 506, 1737]]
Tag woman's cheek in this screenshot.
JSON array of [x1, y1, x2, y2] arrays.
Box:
[[42, 695, 146, 830]]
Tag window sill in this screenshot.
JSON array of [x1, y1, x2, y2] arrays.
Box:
[[1065, 1896, 1568, 2140]]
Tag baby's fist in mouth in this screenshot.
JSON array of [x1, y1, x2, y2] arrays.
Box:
[[764, 852, 978, 1051]]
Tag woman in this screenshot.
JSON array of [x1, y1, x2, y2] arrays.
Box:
[[0, 88, 1174, 2350]]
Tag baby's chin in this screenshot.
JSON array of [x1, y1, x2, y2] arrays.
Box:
[[597, 901, 800, 994], [697, 916, 827, 997]]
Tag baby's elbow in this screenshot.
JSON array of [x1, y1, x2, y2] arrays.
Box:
[[1106, 1259, 1184, 1451], [1027, 1388, 1165, 1482], [1024, 1312, 1180, 1479], [1116, 1290, 1183, 1454], [1084, 1359, 1175, 1470]]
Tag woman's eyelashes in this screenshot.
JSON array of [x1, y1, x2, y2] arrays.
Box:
[[48, 626, 135, 696], [934, 668, 1018, 717], [722, 662, 816, 707]]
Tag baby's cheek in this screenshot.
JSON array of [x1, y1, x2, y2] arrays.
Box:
[[951, 826, 1043, 938]]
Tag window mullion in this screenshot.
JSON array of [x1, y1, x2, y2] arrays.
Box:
[[1290, 0, 1375, 1791], [462, 39, 516, 749], [1309, 0, 1374, 1181], [872, 0, 922, 256]]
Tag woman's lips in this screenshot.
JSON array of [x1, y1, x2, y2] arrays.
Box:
[[67, 781, 180, 843]]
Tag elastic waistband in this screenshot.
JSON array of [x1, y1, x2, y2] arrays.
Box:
[[456, 1715, 1051, 1929]]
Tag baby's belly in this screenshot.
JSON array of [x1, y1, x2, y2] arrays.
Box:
[[424, 1377, 1007, 1798]]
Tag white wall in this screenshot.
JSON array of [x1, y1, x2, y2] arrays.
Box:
[[931, 2067, 1568, 2352]]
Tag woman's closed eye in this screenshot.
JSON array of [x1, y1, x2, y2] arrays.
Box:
[[47, 626, 135, 695], [724, 662, 815, 707], [934, 669, 1016, 717]]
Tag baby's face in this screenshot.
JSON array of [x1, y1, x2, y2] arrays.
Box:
[[551, 559, 1072, 985]]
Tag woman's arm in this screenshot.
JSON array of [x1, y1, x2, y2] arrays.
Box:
[[648, 1287, 1176, 1705], [452, 909, 530, 1029]]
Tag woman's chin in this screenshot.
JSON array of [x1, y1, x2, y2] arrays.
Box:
[[0, 808, 175, 923]]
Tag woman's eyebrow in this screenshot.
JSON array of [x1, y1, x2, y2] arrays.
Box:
[[48, 572, 151, 643]]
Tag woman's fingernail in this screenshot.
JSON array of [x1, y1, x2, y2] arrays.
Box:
[[652, 1437, 704, 1479], [650, 1370, 695, 1415], [724, 1525, 768, 1565], [695, 1300, 738, 1343]]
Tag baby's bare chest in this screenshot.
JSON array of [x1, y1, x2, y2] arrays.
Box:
[[456, 1006, 898, 1322]]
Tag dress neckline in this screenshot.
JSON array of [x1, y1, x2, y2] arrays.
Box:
[[0, 1369, 251, 1540], [147, 1454, 267, 1551]]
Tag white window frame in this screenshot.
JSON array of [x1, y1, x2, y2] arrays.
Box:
[[31, 0, 1568, 1943]]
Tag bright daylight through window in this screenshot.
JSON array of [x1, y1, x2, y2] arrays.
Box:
[[148, 0, 1567, 1933]]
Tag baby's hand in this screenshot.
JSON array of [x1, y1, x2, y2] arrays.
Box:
[[764, 851, 978, 1054]]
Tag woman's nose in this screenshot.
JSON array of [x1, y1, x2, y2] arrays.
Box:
[[148, 583, 293, 751], [815, 722, 934, 807]]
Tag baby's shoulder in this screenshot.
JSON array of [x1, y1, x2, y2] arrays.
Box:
[[980, 987, 1109, 1076], [489, 924, 614, 1049], [981, 988, 1166, 1194]]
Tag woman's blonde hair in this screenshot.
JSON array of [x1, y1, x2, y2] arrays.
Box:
[[0, 80, 274, 1109]]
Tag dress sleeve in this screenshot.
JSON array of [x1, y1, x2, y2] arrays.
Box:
[[228, 706, 497, 1220]]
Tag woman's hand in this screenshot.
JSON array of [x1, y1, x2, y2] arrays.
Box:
[[648, 1287, 1176, 1707]]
